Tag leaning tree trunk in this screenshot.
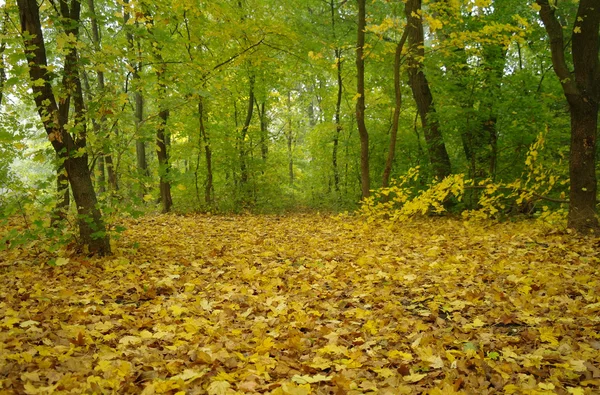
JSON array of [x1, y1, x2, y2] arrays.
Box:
[[537, 0, 599, 232], [382, 29, 408, 189], [356, 0, 370, 199], [17, 0, 110, 255], [405, 0, 451, 180]]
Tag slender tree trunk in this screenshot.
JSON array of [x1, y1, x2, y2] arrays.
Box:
[[124, 1, 148, 194], [286, 92, 294, 184], [0, 10, 8, 108], [88, 0, 117, 192], [405, 0, 451, 180], [537, 0, 599, 232], [18, 0, 110, 255], [240, 74, 255, 186], [155, 66, 172, 213], [198, 98, 213, 205], [258, 100, 268, 161], [356, 0, 370, 199], [333, 49, 343, 193], [382, 29, 409, 189], [330, 0, 342, 193]]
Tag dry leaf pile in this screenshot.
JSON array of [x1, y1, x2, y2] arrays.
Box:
[[0, 214, 599, 394]]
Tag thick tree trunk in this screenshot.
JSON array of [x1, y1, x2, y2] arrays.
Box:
[[405, 0, 451, 180], [382, 29, 408, 189], [568, 101, 598, 230], [537, 0, 599, 232], [356, 0, 370, 199], [17, 0, 110, 255]]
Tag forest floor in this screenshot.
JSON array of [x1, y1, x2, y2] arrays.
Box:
[[0, 214, 599, 395]]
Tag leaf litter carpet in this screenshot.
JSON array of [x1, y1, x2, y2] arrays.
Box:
[[0, 214, 599, 394]]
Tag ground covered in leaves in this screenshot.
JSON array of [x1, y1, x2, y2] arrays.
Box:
[[1, 214, 599, 394]]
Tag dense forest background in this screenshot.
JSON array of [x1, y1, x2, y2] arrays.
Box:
[[0, 0, 598, 253]]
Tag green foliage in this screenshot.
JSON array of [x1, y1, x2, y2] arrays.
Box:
[[361, 131, 568, 226], [2, 0, 586, 230]]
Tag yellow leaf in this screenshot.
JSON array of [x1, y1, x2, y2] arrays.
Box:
[[306, 356, 332, 370], [539, 327, 559, 346], [573, 26, 581, 34], [403, 372, 427, 383], [280, 382, 311, 395], [207, 380, 230, 395], [255, 337, 275, 353], [169, 305, 187, 317], [291, 374, 332, 384]]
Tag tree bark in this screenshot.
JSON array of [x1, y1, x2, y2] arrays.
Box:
[[537, 0, 599, 232], [405, 0, 451, 180], [17, 0, 110, 255], [382, 29, 408, 189], [356, 0, 370, 199]]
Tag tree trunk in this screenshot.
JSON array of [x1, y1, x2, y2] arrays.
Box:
[[124, 1, 148, 193], [155, 65, 172, 213], [382, 29, 408, 189], [0, 11, 8, 107], [240, 74, 255, 186], [287, 92, 294, 185], [568, 102, 599, 230], [258, 100, 268, 162], [198, 98, 213, 205], [537, 0, 599, 232], [88, 0, 117, 192], [330, 1, 342, 193], [17, 0, 110, 255], [356, 0, 370, 199], [405, 0, 451, 180]]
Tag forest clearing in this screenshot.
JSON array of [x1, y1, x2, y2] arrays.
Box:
[[1, 214, 599, 394]]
